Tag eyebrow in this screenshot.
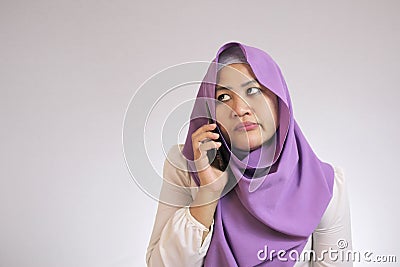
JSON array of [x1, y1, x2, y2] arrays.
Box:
[[215, 79, 259, 91]]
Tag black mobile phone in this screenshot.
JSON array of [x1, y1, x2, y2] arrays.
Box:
[[205, 102, 225, 170]]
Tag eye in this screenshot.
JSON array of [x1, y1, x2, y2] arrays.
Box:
[[247, 87, 261, 95], [217, 93, 231, 102]]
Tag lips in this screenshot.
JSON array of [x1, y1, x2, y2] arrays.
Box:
[[234, 121, 259, 131]]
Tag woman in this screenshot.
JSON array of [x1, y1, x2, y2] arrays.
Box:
[[146, 42, 352, 266]]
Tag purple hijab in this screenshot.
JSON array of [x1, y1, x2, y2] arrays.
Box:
[[181, 41, 334, 266]]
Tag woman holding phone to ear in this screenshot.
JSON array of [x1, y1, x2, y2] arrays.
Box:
[[146, 42, 353, 266]]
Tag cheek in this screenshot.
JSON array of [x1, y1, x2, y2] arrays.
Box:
[[215, 105, 231, 127], [216, 110, 228, 130], [255, 96, 279, 127], [216, 121, 231, 144], [216, 105, 235, 142], [270, 98, 279, 127]]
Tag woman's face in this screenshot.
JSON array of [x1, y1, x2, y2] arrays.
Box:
[[215, 63, 279, 152]]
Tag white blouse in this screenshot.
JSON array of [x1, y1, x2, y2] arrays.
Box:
[[146, 144, 353, 267]]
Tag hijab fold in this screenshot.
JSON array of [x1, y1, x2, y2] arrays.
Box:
[[182, 41, 334, 266]]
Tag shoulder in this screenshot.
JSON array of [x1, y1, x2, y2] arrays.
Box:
[[332, 165, 346, 191], [316, 165, 350, 230], [158, 144, 196, 207], [163, 144, 192, 188]]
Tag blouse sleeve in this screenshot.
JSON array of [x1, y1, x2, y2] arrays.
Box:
[[311, 165, 353, 267], [146, 144, 214, 267]]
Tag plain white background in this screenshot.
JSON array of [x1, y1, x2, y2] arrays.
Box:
[[1, 1, 399, 266]]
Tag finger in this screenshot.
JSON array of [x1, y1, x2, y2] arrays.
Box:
[[192, 124, 216, 140], [197, 131, 220, 144], [192, 123, 217, 139], [194, 141, 221, 172], [199, 140, 221, 153]]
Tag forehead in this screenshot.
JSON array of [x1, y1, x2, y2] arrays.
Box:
[[216, 63, 260, 93], [216, 63, 256, 85], [215, 63, 277, 98]]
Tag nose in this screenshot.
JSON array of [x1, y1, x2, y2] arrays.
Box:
[[231, 95, 252, 117]]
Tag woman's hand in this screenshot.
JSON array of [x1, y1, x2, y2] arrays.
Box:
[[191, 123, 228, 193]]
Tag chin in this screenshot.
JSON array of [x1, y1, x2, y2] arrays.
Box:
[[232, 136, 263, 152]]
